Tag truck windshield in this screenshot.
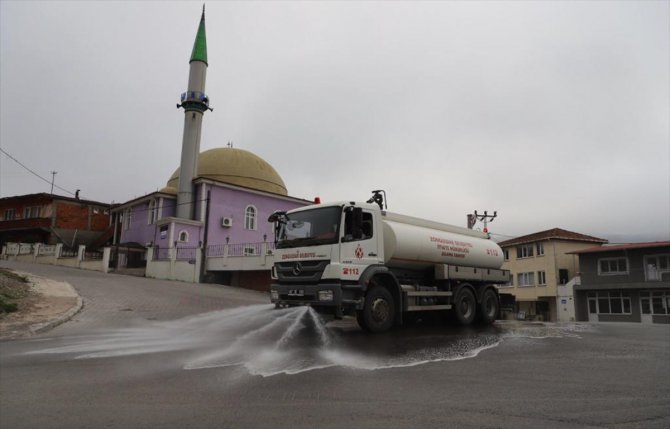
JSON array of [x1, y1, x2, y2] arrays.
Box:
[[276, 206, 341, 248]]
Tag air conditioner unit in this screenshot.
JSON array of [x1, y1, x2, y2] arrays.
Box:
[[221, 217, 233, 227]]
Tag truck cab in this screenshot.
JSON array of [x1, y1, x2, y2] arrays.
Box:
[[269, 201, 382, 311]]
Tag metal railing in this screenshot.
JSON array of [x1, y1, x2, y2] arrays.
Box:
[[38, 245, 57, 256], [84, 251, 103, 260], [176, 247, 198, 261], [206, 244, 225, 257], [206, 242, 275, 258], [60, 247, 78, 258], [18, 244, 34, 255], [153, 247, 171, 261]]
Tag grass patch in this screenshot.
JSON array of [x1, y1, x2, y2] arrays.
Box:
[[0, 268, 30, 314]]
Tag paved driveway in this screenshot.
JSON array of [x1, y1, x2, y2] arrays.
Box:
[[1, 261, 669, 429]]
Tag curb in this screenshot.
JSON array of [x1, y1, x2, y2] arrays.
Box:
[[0, 270, 84, 339], [30, 295, 84, 335]]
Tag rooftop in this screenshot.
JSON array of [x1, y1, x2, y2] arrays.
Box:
[[567, 241, 670, 254], [0, 192, 110, 207], [498, 228, 608, 247]]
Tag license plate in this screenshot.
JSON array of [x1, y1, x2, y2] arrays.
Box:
[[288, 289, 304, 297]]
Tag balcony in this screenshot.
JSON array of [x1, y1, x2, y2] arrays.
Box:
[[0, 217, 51, 231], [179, 91, 210, 111]]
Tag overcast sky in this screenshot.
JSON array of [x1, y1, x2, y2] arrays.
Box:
[[1, 1, 668, 242]]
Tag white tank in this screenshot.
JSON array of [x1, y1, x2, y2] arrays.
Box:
[[381, 212, 504, 270]]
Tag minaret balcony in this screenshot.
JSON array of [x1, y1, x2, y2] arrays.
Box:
[[178, 91, 212, 112]]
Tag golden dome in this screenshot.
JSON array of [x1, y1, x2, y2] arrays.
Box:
[[166, 148, 288, 196], [158, 186, 177, 195]]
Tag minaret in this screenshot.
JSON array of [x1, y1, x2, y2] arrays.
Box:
[[176, 5, 211, 220]]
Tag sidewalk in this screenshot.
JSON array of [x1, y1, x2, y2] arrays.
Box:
[[0, 271, 82, 340]]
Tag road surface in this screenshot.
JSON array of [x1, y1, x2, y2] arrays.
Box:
[[1, 261, 669, 429]]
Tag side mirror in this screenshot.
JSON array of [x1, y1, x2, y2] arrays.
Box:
[[268, 211, 286, 223]]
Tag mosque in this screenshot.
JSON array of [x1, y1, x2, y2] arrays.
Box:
[[111, 8, 309, 288]]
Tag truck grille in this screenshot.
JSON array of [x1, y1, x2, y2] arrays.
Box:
[[276, 260, 329, 283]]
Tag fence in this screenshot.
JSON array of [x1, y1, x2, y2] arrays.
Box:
[[176, 246, 198, 261], [38, 245, 57, 256], [84, 250, 103, 260], [60, 247, 78, 258], [1, 242, 111, 274], [18, 244, 34, 255], [146, 245, 201, 283], [206, 244, 225, 257], [152, 247, 171, 261], [207, 242, 274, 257]]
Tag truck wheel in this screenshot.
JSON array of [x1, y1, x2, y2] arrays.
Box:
[[357, 286, 395, 333], [478, 288, 499, 325], [454, 287, 476, 325]]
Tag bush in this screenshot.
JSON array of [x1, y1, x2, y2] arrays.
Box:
[[0, 298, 18, 313]]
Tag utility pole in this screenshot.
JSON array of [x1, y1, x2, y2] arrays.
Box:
[[50, 171, 57, 194], [467, 210, 497, 233]]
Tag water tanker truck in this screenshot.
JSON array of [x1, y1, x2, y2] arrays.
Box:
[[268, 191, 510, 332]]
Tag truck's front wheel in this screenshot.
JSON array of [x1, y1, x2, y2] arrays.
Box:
[[357, 286, 395, 333]]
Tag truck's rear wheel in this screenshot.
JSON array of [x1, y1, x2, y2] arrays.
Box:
[[357, 286, 395, 333], [478, 288, 499, 325], [454, 286, 476, 325]]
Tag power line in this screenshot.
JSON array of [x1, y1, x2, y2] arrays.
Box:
[[0, 147, 76, 196], [117, 196, 211, 214]]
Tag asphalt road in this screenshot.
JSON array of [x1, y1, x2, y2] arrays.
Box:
[[1, 261, 669, 429]]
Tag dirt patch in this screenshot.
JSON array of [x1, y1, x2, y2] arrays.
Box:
[[0, 268, 31, 314], [0, 270, 81, 339]]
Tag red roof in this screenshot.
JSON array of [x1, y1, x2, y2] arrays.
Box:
[[567, 241, 670, 254], [498, 228, 607, 247]]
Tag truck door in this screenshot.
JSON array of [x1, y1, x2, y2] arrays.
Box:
[[340, 208, 379, 278]]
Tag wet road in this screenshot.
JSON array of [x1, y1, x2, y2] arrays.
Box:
[[1, 261, 669, 428]]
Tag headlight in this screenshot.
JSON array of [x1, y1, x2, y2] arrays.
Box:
[[318, 290, 333, 301], [271, 290, 279, 301]]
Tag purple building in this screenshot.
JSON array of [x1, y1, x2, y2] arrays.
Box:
[[112, 148, 310, 288], [111, 9, 309, 288]]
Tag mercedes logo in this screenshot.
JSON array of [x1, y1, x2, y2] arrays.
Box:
[[292, 262, 303, 276]]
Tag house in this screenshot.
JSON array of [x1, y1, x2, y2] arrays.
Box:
[[0, 193, 112, 248], [570, 242, 670, 324], [497, 228, 607, 322]]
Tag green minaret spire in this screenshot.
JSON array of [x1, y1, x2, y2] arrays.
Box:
[[190, 4, 208, 65]]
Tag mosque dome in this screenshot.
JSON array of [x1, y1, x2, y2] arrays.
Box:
[[164, 148, 288, 196]]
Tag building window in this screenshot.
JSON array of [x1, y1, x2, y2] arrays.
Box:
[[644, 254, 670, 281], [178, 231, 189, 242], [504, 250, 509, 261], [123, 208, 133, 230], [536, 242, 544, 256], [516, 245, 534, 259], [148, 199, 158, 225], [590, 291, 632, 315], [598, 257, 628, 275], [537, 271, 546, 286], [641, 291, 670, 315], [3, 208, 15, 221], [244, 205, 257, 230], [517, 272, 535, 287], [24, 206, 41, 219], [244, 246, 256, 256]]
